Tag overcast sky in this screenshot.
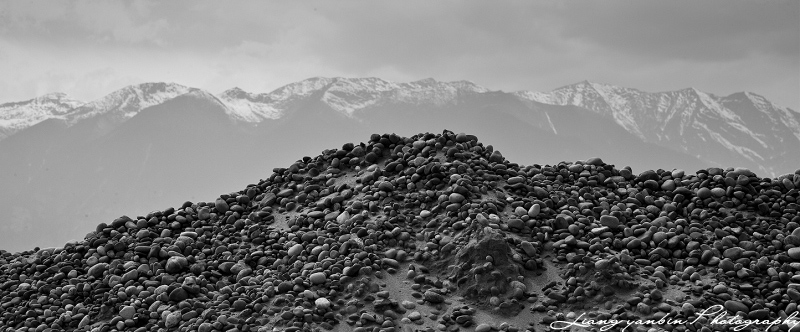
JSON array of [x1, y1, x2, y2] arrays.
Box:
[[1, 0, 798, 110]]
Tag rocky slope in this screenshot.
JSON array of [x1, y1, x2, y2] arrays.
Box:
[[2, 131, 799, 332]]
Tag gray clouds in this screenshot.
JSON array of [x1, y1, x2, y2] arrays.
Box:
[[553, 1, 799, 62], [1, 0, 797, 110]]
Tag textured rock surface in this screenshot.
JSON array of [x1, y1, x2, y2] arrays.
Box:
[[1, 130, 799, 332]]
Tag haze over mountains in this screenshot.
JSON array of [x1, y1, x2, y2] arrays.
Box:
[[1, 77, 797, 252]]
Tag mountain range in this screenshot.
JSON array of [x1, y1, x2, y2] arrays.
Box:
[[1, 77, 797, 252]]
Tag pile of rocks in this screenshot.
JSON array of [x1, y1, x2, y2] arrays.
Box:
[[1, 130, 799, 332]]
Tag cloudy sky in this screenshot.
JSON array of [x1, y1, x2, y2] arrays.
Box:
[[1, 0, 798, 110]]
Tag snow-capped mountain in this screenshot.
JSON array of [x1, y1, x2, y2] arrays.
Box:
[[2, 77, 796, 176], [0, 83, 201, 140], [64, 82, 195, 126], [216, 77, 491, 121], [0, 77, 504, 139], [317, 77, 489, 115], [515, 81, 800, 175], [0, 93, 84, 140], [214, 77, 337, 122], [217, 87, 283, 122], [719, 92, 800, 144]]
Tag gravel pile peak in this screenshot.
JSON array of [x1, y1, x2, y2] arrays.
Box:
[[2, 130, 800, 332]]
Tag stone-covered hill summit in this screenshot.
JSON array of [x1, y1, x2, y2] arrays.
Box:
[[2, 130, 800, 332]]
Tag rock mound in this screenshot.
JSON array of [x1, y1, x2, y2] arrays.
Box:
[[1, 130, 800, 332]]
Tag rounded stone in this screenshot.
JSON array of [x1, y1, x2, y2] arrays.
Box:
[[78, 315, 91, 329], [315, 297, 331, 310], [599, 215, 620, 229], [423, 290, 444, 303], [653, 231, 668, 244], [724, 300, 749, 314], [528, 204, 540, 218], [215, 199, 229, 213], [719, 258, 735, 271], [165, 311, 181, 328], [277, 281, 293, 293], [198, 323, 213, 332], [475, 323, 491, 332], [165, 256, 188, 273], [232, 299, 247, 311], [788, 247, 800, 260], [401, 300, 416, 309], [119, 306, 135, 320], [520, 241, 536, 256], [378, 181, 395, 192], [169, 287, 188, 302], [723, 247, 744, 260], [449, 193, 465, 203], [788, 288, 800, 301], [489, 151, 504, 163], [288, 243, 304, 258], [87, 263, 108, 278], [309, 272, 327, 285], [585, 157, 603, 166], [507, 218, 524, 229], [697, 187, 712, 200]]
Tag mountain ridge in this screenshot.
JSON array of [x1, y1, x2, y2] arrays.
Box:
[[2, 77, 797, 178], [0, 92, 85, 140], [514, 80, 799, 176], [3, 77, 795, 136]]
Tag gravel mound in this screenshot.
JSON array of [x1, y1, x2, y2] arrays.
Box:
[[1, 130, 800, 332]]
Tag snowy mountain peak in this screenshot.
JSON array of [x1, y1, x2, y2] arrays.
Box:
[[312, 77, 492, 116], [450, 80, 490, 93], [0, 92, 85, 140], [328, 77, 398, 92], [681, 87, 707, 100], [257, 77, 333, 105], [0, 92, 83, 109], [38, 92, 77, 102], [411, 78, 438, 85], [516, 82, 799, 176], [741, 91, 772, 109], [216, 77, 495, 118], [64, 82, 193, 126], [558, 80, 597, 91], [221, 87, 248, 98], [722, 91, 775, 110], [216, 87, 282, 122], [218, 77, 412, 121]]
